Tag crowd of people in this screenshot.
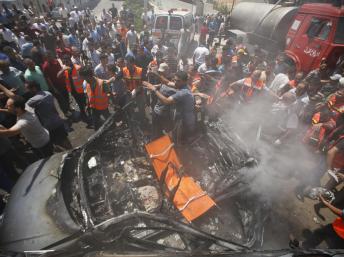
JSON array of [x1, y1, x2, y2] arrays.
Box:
[[0, 1, 343, 248]]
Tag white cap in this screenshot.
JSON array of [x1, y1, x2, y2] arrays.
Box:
[[330, 73, 342, 81], [339, 77, 344, 87], [158, 63, 168, 73]]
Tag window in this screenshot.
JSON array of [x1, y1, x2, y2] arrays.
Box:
[[291, 20, 301, 31], [334, 17, 344, 44], [170, 16, 183, 30], [184, 14, 192, 28], [155, 16, 168, 30], [306, 18, 332, 40]]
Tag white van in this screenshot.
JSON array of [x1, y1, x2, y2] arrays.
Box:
[[151, 9, 195, 47]]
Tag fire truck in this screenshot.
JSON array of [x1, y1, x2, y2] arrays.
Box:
[[228, 1, 344, 73]]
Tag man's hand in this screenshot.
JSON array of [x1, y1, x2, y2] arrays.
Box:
[[197, 92, 210, 99], [319, 195, 329, 205], [142, 81, 156, 91], [337, 173, 344, 181]]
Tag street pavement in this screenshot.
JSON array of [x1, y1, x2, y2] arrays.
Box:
[[151, 0, 216, 14], [92, 0, 216, 19], [93, 0, 124, 19]]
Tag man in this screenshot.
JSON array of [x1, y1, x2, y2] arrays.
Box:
[[126, 25, 138, 52], [0, 85, 53, 158], [229, 70, 266, 103], [23, 58, 50, 91], [151, 40, 168, 58], [57, 55, 88, 121], [177, 24, 190, 60], [107, 64, 127, 108], [68, 29, 81, 49], [0, 60, 25, 95], [135, 45, 152, 78], [24, 81, 72, 150], [109, 3, 118, 18], [40, 27, 56, 56], [86, 43, 100, 68], [42, 51, 70, 114], [56, 39, 71, 59], [94, 53, 110, 80], [147, 63, 176, 139], [269, 63, 290, 94], [20, 35, 33, 58], [59, 3, 68, 21], [122, 56, 145, 125], [164, 47, 178, 75], [193, 43, 210, 69], [197, 54, 213, 74], [0, 23, 17, 48], [101, 8, 111, 23], [79, 65, 110, 130], [71, 46, 82, 65], [290, 193, 344, 249], [144, 71, 196, 142]]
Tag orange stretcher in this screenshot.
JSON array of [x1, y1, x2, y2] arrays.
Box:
[[145, 135, 216, 222]]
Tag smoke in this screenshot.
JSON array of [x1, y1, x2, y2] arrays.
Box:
[[220, 96, 320, 204]]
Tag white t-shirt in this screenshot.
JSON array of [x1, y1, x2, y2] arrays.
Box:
[[193, 46, 210, 66], [12, 111, 50, 148], [126, 30, 138, 47], [197, 63, 209, 74], [151, 45, 168, 58], [59, 7, 68, 19], [70, 10, 79, 23], [0, 28, 16, 43], [269, 73, 289, 93]]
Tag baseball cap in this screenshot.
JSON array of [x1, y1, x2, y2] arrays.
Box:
[[330, 74, 342, 81], [339, 77, 344, 87], [158, 63, 169, 73]]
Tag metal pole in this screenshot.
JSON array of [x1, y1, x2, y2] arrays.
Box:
[[144, 0, 147, 21]]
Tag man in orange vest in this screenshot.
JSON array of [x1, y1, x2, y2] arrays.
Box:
[[229, 70, 265, 103], [290, 190, 344, 248], [79, 65, 110, 130], [57, 54, 88, 121], [122, 56, 146, 126]]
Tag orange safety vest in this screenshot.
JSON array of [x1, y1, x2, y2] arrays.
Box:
[[85, 79, 109, 110], [123, 66, 143, 92], [232, 55, 238, 64], [65, 65, 84, 94], [328, 134, 344, 169], [303, 112, 328, 149], [288, 80, 297, 88], [333, 217, 344, 239], [120, 27, 128, 40], [191, 79, 201, 93], [328, 94, 344, 114], [241, 77, 265, 100]]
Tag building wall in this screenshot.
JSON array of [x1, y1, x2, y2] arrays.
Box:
[[8, 0, 93, 12]]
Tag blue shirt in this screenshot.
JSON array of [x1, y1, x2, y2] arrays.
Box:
[[171, 85, 195, 131], [21, 42, 33, 58]]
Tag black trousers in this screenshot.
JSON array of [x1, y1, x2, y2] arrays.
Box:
[[54, 87, 70, 115], [152, 112, 171, 140], [302, 223, 344, 248], [91, 108, 110, 130], [33, 141, 54, 159], [71, 91, 87, 115], [0, 148, 21, 181]]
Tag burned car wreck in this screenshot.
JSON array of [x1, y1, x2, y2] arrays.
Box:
[[1, 110, 271, 255]]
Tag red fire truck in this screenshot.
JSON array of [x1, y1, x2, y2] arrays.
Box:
[[228, 1, 344, 73]]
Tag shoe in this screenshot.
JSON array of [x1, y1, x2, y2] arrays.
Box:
[[289, 234, 302, 249], [295, 186, 304, 202], [314, 203, 325, 221]]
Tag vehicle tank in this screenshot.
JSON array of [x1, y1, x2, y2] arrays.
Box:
[[229, 2, 298, 51]]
